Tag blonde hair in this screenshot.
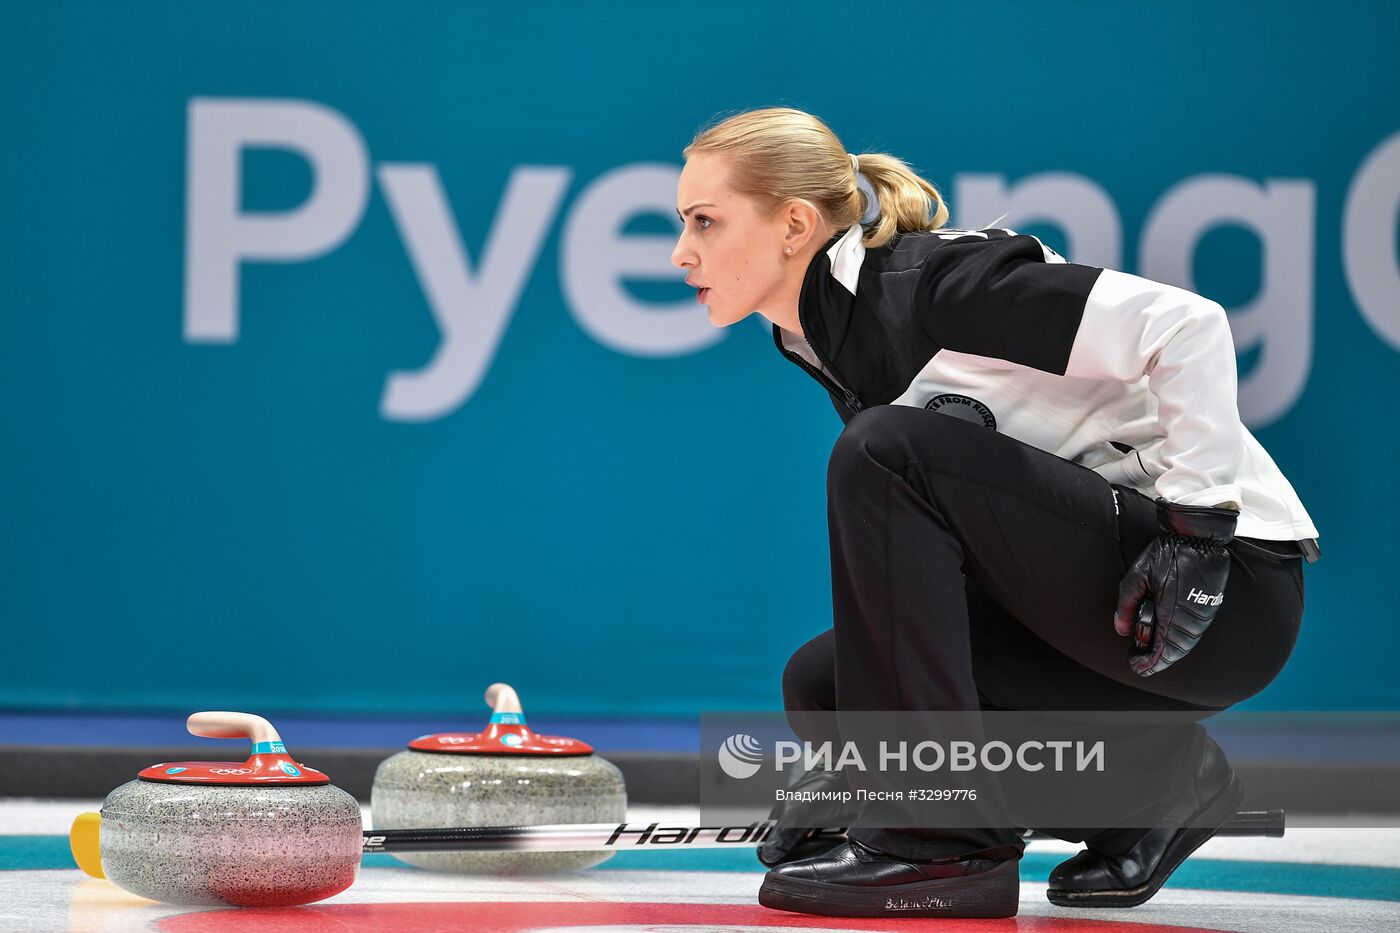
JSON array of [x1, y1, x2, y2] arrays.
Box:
[[683, 107, 949, 248]]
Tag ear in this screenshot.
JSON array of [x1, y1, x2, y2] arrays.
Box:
[[780, 199, 827, 254]]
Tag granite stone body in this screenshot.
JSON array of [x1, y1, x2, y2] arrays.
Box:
[[100, 779, 362, 906], [372, 750, 627, 873]]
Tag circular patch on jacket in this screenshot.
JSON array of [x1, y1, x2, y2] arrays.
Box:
[[924, 393, 997, 429]]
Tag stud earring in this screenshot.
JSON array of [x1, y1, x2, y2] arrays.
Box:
[[784, 246, 793, 255]]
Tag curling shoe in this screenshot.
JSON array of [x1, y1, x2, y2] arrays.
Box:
[[759, 838, 1019, 918], [1047, 735, 1244, 908]]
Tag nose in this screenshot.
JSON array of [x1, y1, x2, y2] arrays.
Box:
[[671, 230, 695, 270]]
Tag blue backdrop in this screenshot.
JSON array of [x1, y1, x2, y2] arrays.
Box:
[[3, 1, 1398, 715]]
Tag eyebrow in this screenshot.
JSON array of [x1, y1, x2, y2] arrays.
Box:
[[677, 202, 716, 218]]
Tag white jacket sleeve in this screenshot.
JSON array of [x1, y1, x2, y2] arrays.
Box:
[[1063, 268, 1245, 508]]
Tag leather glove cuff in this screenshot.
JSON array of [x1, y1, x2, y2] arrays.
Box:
[[1154, 497, 1239, 545]]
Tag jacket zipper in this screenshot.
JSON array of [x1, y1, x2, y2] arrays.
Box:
[[779, 335, 863, 416]]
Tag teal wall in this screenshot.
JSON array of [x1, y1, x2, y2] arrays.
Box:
[[2, 1, 1398, 714]]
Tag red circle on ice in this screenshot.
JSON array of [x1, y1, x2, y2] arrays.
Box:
[[158, 900, 1232, 931]]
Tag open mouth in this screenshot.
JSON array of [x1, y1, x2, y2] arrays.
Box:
[[697, 287, 710, 303]]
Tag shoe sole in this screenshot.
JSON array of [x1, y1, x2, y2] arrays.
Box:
[[758, 857, 1019, 918], [1045, 773, 1246, 909]]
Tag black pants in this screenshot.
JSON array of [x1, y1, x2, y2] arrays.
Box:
[[783, 405, 1307, 860]]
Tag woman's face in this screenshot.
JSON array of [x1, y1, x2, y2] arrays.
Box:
[[670, 153, 792, 328]]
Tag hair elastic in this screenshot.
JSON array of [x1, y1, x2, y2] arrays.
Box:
[[850, 153, 881, 225]]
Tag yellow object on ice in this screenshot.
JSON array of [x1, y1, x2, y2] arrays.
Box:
[[69, 812, 104, 879]]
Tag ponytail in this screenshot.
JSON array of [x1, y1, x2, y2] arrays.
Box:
[[849, 152, 950, 248]]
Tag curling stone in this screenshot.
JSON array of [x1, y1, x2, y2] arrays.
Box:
[[94, 712, 361, 907], [371, 682, 627, 874]]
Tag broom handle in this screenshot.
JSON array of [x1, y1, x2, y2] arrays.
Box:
[[361, 809, 1284, 854]]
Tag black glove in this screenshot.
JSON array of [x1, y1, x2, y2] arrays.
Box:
[[756, 766, 859, 867], [1114, 497, 1239, 677]]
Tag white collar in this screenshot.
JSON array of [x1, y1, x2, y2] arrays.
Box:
[[825, 225, 866, 296]]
